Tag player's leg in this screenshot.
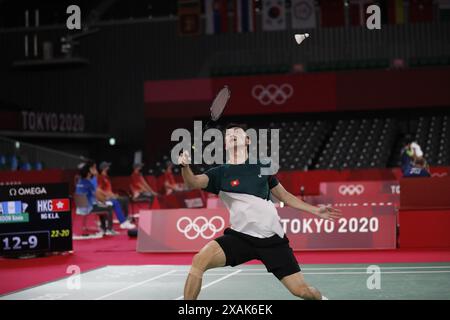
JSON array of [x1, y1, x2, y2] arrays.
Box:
[[280, 272, 323, 300], [261, 236, 324, 300], [117, 196, 130, 218], [111, 199, 126, 224], [184, 240, 226, 300]]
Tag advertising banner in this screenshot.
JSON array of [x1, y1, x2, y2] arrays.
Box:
[[137, 194, 397, 252]]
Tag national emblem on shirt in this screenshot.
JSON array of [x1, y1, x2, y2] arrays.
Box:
[[230, 179, 240, 187]]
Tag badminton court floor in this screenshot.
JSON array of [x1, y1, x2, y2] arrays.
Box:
[[1, 263, 450, 300]]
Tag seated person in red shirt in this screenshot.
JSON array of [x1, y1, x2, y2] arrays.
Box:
[[130, 163, 158, 201], [97, 161, 136, 229], [163, 161, 184, 195]]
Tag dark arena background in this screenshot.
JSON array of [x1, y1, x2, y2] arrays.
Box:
[[1, 0, 450, 309]]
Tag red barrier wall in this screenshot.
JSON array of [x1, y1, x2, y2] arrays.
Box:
[[2, 166, 448, 197], [3, 167, 450, 249], [276, 167, 449, 195], [398, 176, 450, 248], [399, 210, 450, 248], [400, 177, 450, 209]]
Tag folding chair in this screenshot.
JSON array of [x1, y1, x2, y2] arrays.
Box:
[[73, 194, 110, 236]]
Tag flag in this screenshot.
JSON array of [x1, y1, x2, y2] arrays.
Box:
[[36, 199, 70, 212], [52, 199, 70, 211], [349, 0, 375, 26], [319, 0, 345, 27], [438, 0, 450, 21], [409, 0, 433, 23], [230, 179, 240, 187], [234, 0, 256, 32], [291, 0, 317, 29], [205, 0, 228, 34], [388, 0, 405, 24], [262, 0, 287, 31], [0, 201, 23, 214], [178, 0, 201, 36]]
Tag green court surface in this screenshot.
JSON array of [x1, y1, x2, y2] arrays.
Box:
[[1, 263, 450, 300]]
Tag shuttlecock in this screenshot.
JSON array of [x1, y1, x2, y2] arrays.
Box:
[[295, 33, 309, 45]]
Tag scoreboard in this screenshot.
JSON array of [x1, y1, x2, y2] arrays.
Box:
[[0, 183, 72, 256]]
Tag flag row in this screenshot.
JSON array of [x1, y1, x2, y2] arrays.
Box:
[[179, 0, 449, 35]]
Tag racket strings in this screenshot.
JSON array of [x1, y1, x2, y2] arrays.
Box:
[[210, 86, 230, 121]]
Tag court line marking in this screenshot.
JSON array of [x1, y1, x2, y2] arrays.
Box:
[[305, 270, 450, 275], [95, 270, 177, 300], [169, 270, 450, 276], [93, 265, 450, 274], [197, 266, 450, 271], [3, 265, 449, 299], [174, 269, 242, 300], [302, 266, 450, 270], [107, 265, 450, 271]]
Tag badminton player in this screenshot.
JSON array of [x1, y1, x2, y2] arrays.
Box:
[[178, 123, 342, 300]]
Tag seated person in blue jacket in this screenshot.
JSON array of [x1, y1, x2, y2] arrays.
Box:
[[400, 140, 418, 166], [402, 156, 431, 178], [97, 161, 136, 230], [400, 140, 430, 178], [75, 162, 119, 236]]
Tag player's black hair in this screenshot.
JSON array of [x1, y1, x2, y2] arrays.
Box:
[[223, 122, 248, 133], [79, 163, 90, 178], [85, 160, 96, 169]]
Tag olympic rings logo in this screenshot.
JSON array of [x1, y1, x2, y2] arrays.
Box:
[[176, 216, 225, 240], [338, 184, 365, 196], [251, 84, 294, 106]]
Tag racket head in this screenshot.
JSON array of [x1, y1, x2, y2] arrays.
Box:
[[210, 86, 231, 121]]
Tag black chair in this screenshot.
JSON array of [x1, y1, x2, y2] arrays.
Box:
[[73, 194, 109, 237]]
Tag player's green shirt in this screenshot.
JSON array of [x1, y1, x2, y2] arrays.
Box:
[[202, 160, 284, 239], [203, 161, 279, 199]]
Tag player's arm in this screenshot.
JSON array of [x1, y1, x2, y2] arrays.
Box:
[[178, 150, 209, 190], [95, 187, 109, 203], [271, 183, 342, 221]]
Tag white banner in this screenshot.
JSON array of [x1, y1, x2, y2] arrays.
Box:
[[291, 0, 316, 29], [262, 0, 286, 31]]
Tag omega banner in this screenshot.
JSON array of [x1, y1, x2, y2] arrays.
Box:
[[0, 184, 72, 256], [137, 194, 397, 252]]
